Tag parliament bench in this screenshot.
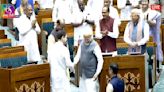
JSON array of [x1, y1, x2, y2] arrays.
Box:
[[0, 30, 7, 39], [0, 51, 27, 68], [0, 63, 50, 92], [100, 55, 148, 92], [0, 39, 11, 48], [0, 46, 24, 54]]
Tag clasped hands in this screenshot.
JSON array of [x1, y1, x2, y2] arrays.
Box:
[[101, 30, 108, 37]]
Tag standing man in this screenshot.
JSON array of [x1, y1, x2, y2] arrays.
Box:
[[106, 63, 125, 92], [13, 4, 41, 62], [95, 7, 119, 56], [141, 0, 163, 67], [48, 29, 74, 92], [52, 0, 74, 25], [104, 0, 121, 25], [124, 8, 149, 54], [72, 0, 95, 47], [117, 0, 140, 20], [74, 32, 104, 92]]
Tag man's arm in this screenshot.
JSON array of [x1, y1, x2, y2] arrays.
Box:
[[95, 20, 102, 39], [137, 22, 149, 46], [106, 83, 114, 92], [123, 23, 133, 45], [93, 44, 104, 80], [74, 45, 81, 65], [107, 20, 119, 38]]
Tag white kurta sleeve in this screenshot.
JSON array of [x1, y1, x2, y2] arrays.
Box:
[[117, 0, 126, 9], [74, 45, 81, 65], [52, 0, 59, 23], [106, 83, 114, 92], [93, 44, 104, 76], [64, 47, 74, 68], [34, 22, 41, 34], [14, 15, 32, 35], [95, 20, 102, 39], [124, 23, 133, 45], [137, 22, 149, 46], [107, 20, 119, 38]]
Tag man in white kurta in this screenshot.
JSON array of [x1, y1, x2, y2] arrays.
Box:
[[141, 0, 163, 62], [117, 0, 140, 20], [13, 4, 41, 62], [124, 9, 149, 54], [48, 29, 73, 92], [52, 0, 74, 25], [72, 0, 104, 46]]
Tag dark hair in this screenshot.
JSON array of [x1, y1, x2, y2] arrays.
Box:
[[55, 29, 66, 40], [141, 0, 149, 3], [109, 63, 119, 74]]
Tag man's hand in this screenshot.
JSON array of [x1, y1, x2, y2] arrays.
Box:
[[101, 30, 108, 37], [32, 20, 36, 28], [93, 74, 98, 81], [130, 42, 137, 47]]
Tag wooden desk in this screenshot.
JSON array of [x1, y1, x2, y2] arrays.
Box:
[[100, 55, 148, 92], [0, 63, 50, 92]]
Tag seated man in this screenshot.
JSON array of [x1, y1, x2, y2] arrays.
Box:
[[106, 63, 125, 92], [95, 7, 119, 56], [124, 8, 149, 54]]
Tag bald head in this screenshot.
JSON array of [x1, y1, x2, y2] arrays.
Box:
[[25, 4, 33, 18]]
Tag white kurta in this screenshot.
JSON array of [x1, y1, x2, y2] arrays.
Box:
[[73, 6, 93, 46], [13, 12, 41, 62], [52, 0, 74, 24], [109, 5, 121, 25], [117, 0, 140, 20], [141, 8, 163, 62], [124, 20, 149, 46], [48, 41, 73, 92], [73, 0, 103, 46]]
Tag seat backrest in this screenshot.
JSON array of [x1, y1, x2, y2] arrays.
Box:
[[0, 39, 11, 48], [41, 18, 54, 36], [0, 51, 27, 68], [0, 46, 24, 54], [0, 30, 7, 39]]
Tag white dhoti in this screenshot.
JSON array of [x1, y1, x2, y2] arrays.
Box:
[[79, 76, 99, 92]]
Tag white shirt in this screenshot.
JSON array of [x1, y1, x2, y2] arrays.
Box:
[[141, 8, 161, 24], [72, 4, 94, 46], [117, 0, 140, 9], [52, 0, 74, 24], [106, 83, 114, 92], [74, 41, 104, 76], [48, 41, 73, 88], [13, 12, 41, 62], [109, 5, 121, 25], [124, 20, 149, 46]]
